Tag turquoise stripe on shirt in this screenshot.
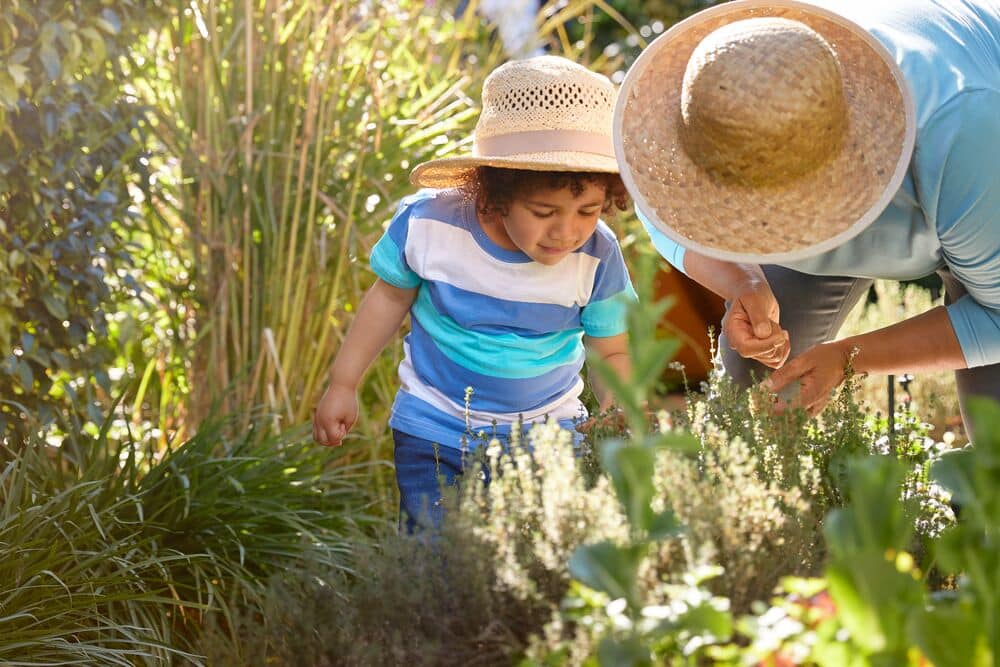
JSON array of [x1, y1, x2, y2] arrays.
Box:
[[410, 288, 584, 379]]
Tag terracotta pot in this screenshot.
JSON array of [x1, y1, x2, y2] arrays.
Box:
[[652, 266, 726, 385]]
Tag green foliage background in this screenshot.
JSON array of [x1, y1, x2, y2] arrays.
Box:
[[0, 0, 165, 439]]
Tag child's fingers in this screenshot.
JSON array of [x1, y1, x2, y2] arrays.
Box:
[[331, 423, 347, 444]]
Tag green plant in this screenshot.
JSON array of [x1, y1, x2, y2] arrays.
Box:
[[736, 400, 999, 666], [916, 398, 1000, 666], [0, 442, 200, 665], [0, 407, 379, 663], [134, 0, 505, 422], [839, 280, 963, 442], [0, 0, 163, 440]]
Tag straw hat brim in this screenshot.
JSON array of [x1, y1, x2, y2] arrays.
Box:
[[614, 0, 916, 264], [410, 151, 620, 189]]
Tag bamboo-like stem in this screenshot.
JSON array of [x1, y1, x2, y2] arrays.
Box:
[[241, 0, 253, 411], [280, 8, 342, 407]]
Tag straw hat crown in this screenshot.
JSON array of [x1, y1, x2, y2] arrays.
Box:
[[679, 18, 848, 187], [614, 0, 914, 262], [410, 55, 620, 188], [475, 55, 615, 141]]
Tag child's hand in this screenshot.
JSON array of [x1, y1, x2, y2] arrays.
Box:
[[313, 384, 359, 447], [576, 406, 628, 436]]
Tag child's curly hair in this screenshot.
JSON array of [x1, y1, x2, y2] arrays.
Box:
[[462, 166, 631, 218]]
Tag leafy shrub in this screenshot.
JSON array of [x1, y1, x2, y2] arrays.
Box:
[[0, 0, 163, 440], [738, 397, 999, 667], [214, 374, 951, 665], [839, 280, 963, 441]]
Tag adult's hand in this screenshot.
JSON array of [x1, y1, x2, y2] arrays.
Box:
[[762, 340, 854, 417], [722, 281, 791, 369]]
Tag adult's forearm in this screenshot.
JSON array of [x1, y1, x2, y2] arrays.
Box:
[[682, 248, 767, 302], [837, 306, 967, 375], [328, 279, 417, 389]]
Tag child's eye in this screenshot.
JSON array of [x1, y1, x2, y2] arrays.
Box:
[[531, 209, 555, 218]]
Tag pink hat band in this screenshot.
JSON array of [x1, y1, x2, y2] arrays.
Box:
[[474, 130, 615, 159]]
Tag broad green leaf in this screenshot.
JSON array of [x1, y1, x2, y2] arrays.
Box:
[[597, 636, 652, 667], [7, 64, 27, 88], [673, 601, 733, 643], [40, 293, 69, 320], [907, 604, 988, 667], [824, 456, 911, 559], [601, 440, 666, 535], [647, 510, 682, 541], [15, 359, 33, 387], [0, 72, 16, 107], [931, 449, 976, 509], [826, 551, 922, 656], [569, 541, 645, 607], [39, 44, 61, 81], [826, 560, 887, 654]]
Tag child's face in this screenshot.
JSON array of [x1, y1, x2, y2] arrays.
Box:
[[487, 181, 606, 265]]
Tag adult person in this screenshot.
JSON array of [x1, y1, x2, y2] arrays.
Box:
[[614, 0, 1000, 434]]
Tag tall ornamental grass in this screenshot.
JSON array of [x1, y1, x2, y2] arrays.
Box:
[[133, 0, 505, 439]]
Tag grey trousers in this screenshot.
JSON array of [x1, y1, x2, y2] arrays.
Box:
[[719, 266, 1000, 437]]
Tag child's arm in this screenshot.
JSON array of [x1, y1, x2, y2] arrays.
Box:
[[313, 278, 418, 447], [584, 333, 630, 411]]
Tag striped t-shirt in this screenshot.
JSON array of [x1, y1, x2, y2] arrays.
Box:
[[370, 188, 636, 449]]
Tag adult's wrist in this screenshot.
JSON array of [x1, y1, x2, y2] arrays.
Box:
[[830, 338, 864, 376]]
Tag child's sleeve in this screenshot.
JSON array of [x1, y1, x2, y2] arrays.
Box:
[[369, 196, 423, 289], [581, 235, 638, 337]]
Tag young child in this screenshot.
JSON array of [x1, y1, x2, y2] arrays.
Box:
[[313, 55, 635, 532]]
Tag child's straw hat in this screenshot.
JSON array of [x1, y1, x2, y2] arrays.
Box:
[[410, 55, 619, 188], [614, 0, 916, 263]]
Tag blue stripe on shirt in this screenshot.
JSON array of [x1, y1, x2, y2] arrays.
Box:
[[425, 280, 581, 335], [638, 207, 687, 275]]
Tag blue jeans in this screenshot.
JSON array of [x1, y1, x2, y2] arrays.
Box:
[[393, 429, 490, 534]]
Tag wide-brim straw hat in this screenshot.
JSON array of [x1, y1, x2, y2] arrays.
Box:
[[614, 0, 916, 264], [410, 55, 620, 188]]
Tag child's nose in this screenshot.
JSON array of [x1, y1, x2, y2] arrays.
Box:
[[548, 215, 574, 240]]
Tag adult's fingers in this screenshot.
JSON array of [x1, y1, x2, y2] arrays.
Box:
[[762, 356, 805, 394], [750, 335, 791, 368], [739, 294, 779, 339], [738, 330, 789, 357]]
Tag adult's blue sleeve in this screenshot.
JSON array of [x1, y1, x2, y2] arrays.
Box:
[[637, 207, 688, 275], [369, 196, 423, 289], [914, 90, 1000, 368]]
